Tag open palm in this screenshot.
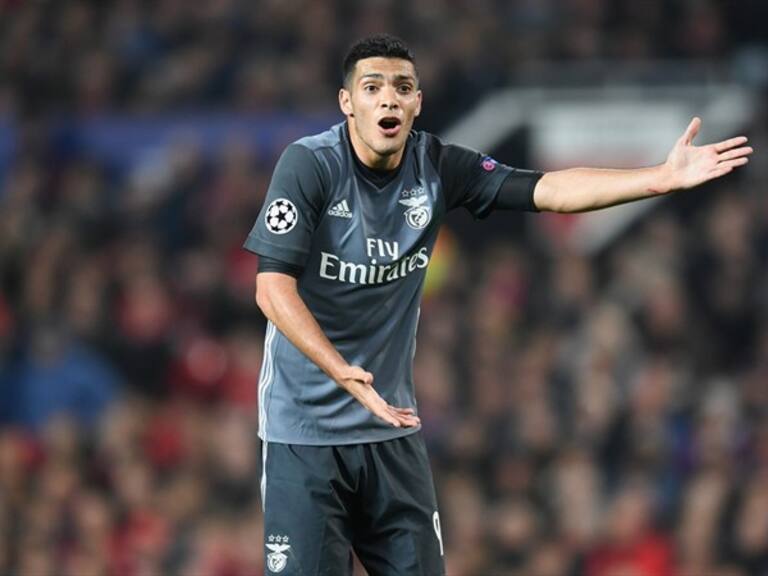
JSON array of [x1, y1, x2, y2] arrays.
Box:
[[665, 117, 752, 191]]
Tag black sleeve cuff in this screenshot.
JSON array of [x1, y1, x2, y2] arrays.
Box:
[[243, 233, 310, 267], [258, 255, 305, 278], [494, 170, 544, 212]]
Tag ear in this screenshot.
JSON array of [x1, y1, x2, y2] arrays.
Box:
[[414, 90, 423, 118], [339, 88, 353, 117]]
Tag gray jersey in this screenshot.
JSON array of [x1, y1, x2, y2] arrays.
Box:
[[244, 122, 540, 445]]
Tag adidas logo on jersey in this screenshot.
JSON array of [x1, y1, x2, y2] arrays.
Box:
[[328, 200, 353, 218]]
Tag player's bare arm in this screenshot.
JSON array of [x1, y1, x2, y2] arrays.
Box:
[[533, 117, 753, 213], [255, 272, 420, 428]]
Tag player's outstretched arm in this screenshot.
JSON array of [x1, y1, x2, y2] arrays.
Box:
[[255, 272, 420, 428], [532, 117, 753, 213]]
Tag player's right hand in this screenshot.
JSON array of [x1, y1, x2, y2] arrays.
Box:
[[337, 366, 421, 428]]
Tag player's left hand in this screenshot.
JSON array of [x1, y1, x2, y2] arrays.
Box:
[[663, 117, 753, 192]]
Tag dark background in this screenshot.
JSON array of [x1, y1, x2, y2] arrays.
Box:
[[1, 1, 767, 574]]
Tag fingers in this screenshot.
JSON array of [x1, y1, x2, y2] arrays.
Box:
[[379, 408, 403, 428], [393, 407, 417, 415], [708, 157, 750, 180], [718, 157, 750, 170], [682, 116, 701, 145], [360, 393, 401, 427], [709, 165, 734, 179], [344, 371, 421, 428], [377, 403, 420, 427], [373, 403, 420, 428], [714, 136, 749, 152], [717, 145, 753, 162], [387, 405, 421, 427]]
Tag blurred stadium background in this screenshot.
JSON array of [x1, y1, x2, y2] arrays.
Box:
[[1, 1, 767, 575]]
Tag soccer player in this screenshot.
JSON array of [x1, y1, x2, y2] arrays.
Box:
[[243, 34, 752, 575]]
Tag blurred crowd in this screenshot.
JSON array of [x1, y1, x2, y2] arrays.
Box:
[[2, 0, 767, 125], [1, 0, 768, 575], [419, 174, 768, 575]]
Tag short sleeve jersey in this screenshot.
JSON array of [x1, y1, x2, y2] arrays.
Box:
[[244, 122, 540, 445]]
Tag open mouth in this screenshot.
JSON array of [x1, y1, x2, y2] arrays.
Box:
[[378, 116, 402, 136]]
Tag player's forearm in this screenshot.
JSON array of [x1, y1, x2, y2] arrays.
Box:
[[533, 164, 674, 213], [256, 273, 349, 382]]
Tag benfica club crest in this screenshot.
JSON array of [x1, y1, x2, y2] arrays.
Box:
[[266, 535, 291, 573], [398, 194, 432, 230]]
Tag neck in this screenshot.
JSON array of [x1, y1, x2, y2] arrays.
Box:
[[347, 120, 404, 171]]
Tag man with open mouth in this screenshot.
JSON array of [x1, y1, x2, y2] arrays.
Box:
[[243, 34, 752, 576]]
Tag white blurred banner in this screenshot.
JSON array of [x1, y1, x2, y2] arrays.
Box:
[[444, 82, 757, 253]]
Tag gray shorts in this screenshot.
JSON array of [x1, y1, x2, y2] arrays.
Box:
[[261, 432, 445, 576]]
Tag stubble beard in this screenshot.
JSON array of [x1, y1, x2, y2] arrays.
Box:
[[361, 128, 402, 161], [349, 116, 408, 167]]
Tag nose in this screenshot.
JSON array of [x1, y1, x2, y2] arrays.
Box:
[[380, 99, 399, 111], [379, 86, 399, 110]]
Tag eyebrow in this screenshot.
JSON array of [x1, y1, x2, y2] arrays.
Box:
[[359, 73, 416, 83]]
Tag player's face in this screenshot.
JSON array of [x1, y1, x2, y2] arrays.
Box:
[[339, 57, 422, 170]]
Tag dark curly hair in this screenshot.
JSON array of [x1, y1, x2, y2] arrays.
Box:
[[342, 34, 416, 87]]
